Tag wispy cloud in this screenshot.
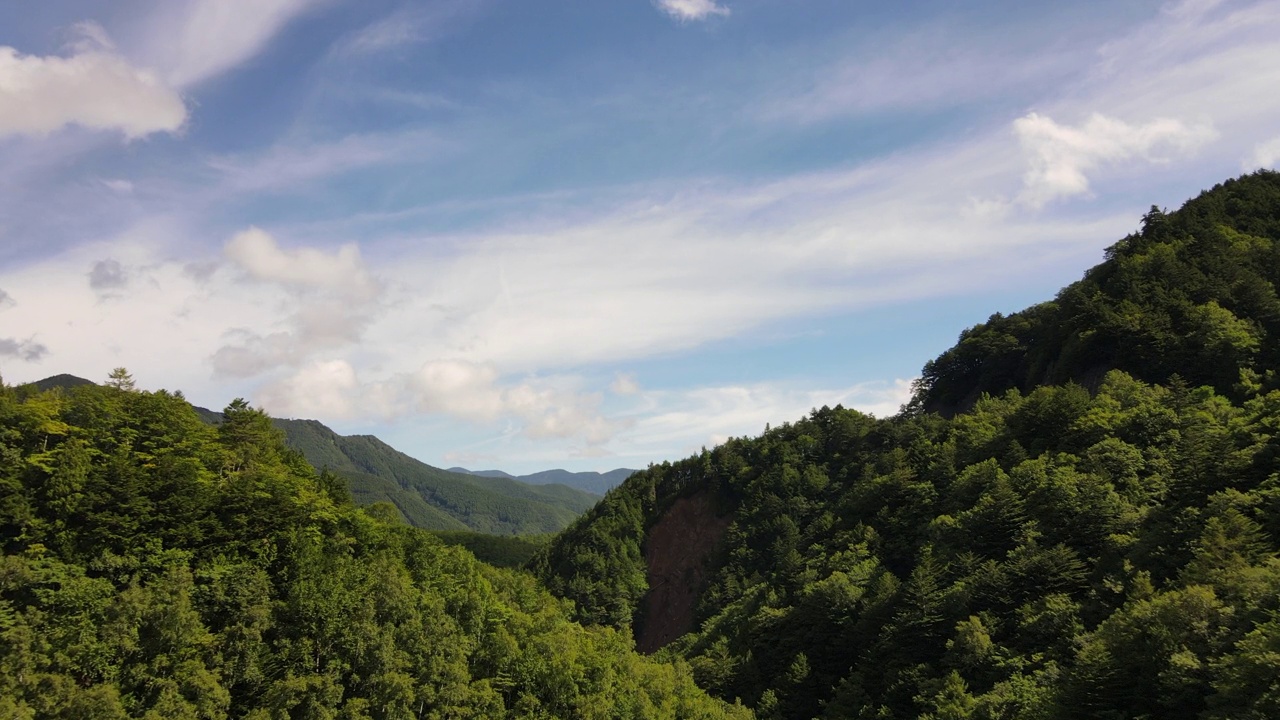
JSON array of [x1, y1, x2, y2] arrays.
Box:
[[655, 0, 730, 22], [152, 0, 324, 87], [1014, 112, 1216, 207], [205, 130, 443, 194], [330, 1, 486, 58], [1246, 137, 1280, 170]]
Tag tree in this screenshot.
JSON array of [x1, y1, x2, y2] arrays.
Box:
[[106, 368, 136, 392]]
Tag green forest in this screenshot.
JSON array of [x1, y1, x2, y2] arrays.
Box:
[[5, 171, 1280, 719], [534, 171, 1280, 718], [0, 380, 747, 718]]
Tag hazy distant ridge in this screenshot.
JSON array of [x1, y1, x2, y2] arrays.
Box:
[[449, 467, 637, 496]]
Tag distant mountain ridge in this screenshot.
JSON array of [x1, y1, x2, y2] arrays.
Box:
[[22, 375, 599, 535], [449, 467, 637, 495]]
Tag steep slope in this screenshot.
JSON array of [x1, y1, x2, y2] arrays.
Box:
[[915, 171, 1280, 415], [534, 172, 1280, 719], [270, 419, 600, 535], [450, 466, 638, 495], [0, 381, 747, 718]]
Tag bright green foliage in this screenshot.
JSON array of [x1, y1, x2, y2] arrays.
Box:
[[535, 174, 1280, 719], [0, 381, 748, 719]]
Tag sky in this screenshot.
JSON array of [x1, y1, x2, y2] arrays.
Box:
[[1, 0, 1278, 474]]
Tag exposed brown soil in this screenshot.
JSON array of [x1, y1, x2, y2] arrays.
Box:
[[635, 490, 732, 654]]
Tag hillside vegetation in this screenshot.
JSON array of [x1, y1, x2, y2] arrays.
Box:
[[274, 419, 598, 535], [534, 171, 1280, 719], [0, 380, 748, 718], [31, 380, 599, 537]]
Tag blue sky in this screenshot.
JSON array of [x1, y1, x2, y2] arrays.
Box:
[[2, 0, 1279, 473]]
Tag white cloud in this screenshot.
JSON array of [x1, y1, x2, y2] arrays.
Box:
[[1246, 137, 1280, 170], [157, 0, 322, 87], [101, 178, 135, 194], [256, 358, 361, 419], [0, 44, 185, 138], [623, 378, 915, 458], [215, 228, 380, 378], [257, 358, 624, 445], [1014, 112, 1216, 207], [224, 227, 377, 300], [655, 0, 729, 22]]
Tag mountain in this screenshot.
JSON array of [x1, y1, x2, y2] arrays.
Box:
[[273, 418, 598, 535], [22, 376, 599, 536], [914, 172, 1280, 415], [449, 466, 637, 495], [0, 378, 745, 718], [534, 172, 1280, 719]]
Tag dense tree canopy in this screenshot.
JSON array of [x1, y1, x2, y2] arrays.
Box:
[[0, 378, 747, 719], [535, 173, 1280, 719], [914, 171, 1280, 415]]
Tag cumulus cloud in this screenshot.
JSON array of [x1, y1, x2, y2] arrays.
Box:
[[224, 227, 377, 300], [404, 361, 623, 444], [1014, 112, 1216, 207], [214, 228, 382, 378], [87, 258, 129, 294], [257, 358, 626, 445], [655, 0, 729, 22], [1246, 136, 1280, 169], [0, 288, 12, 308], [0, 41, 185, 138]]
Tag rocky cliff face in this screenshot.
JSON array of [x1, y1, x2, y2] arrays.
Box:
[[636, 491, 733, 653]]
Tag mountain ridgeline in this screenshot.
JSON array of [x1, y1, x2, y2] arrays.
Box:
[[533, 171, 1280, 719], [449, 467, 637, 497], [271, 419, 598, 535], [41, 383, 599, 537], [0, 383, 747, 718]]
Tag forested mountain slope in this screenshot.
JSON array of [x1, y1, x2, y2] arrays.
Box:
[[0, 381, 748, 718], [916, 171, 1280, 415], [533, 172, 1280, 719], [25, 377, 598, 536], [273, 419, 598, 535]]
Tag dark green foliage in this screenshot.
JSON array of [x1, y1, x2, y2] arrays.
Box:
[[915, 171, 1280, 416], [0, 380, 748, 719], [535, 174, 1280, 719]]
